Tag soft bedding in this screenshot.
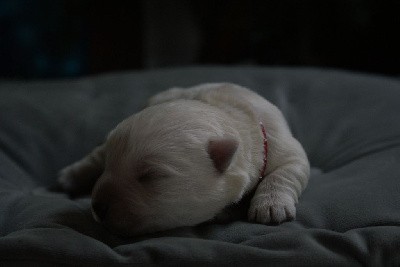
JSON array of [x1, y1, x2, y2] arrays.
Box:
[[1, 67, 400, 266]]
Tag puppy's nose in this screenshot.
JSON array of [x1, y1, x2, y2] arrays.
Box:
[[92, 201, 109, 222]]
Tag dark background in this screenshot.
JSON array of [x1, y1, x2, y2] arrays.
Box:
[[1, 0, 399, 79]]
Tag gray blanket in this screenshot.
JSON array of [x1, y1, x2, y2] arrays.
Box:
[[1, 67, 400, 266]]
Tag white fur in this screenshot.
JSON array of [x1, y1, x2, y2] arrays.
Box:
[[58, 83, 310, 236]]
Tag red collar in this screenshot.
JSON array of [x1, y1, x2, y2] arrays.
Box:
[[259, 121, 268, 179]]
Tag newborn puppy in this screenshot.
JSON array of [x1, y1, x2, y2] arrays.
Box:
[[58, 83, 310, 236]]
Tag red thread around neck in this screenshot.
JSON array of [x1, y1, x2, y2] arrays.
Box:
[[259, 121, 268, 179]]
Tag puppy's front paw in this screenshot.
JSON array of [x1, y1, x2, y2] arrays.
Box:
[[248, 193, 296, 224]]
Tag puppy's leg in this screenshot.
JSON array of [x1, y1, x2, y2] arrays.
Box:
[[248, 99, 310, 224], [58, 144, 105, 196], [248, 135, 310, 224]]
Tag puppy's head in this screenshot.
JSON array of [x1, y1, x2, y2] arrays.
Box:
[[91, 100, 246, 236]]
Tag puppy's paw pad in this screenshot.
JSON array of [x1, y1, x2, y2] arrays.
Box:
[[248, 195, 296, 224]]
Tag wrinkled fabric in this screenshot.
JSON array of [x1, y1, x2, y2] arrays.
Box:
[[0, 67, 400, 266]]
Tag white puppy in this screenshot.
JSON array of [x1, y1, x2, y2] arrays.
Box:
[[58, 83, 310, 236]]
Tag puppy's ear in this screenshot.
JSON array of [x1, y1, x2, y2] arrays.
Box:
[[207, 138, 238, 173]]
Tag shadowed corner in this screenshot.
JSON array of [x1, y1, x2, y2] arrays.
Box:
[[209, 191, 253, 225]]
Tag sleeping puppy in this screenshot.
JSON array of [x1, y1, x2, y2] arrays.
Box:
[[58, 83, 310, 236]]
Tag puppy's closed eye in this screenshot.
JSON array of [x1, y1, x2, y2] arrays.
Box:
[[137, 171, 168, 184]]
